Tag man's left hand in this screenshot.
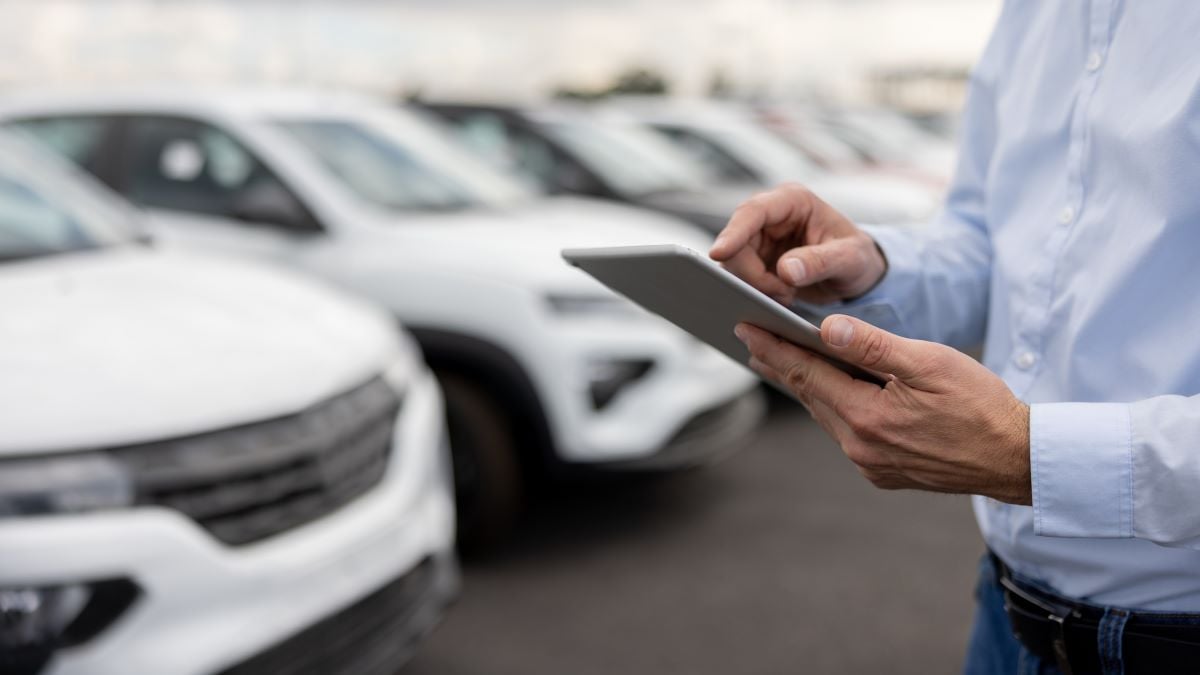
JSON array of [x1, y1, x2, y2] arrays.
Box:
[[736, 316, 1032, 505]]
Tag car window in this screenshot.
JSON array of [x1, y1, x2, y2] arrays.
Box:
[[0, 134, 138, 261], [0, 175, 91, 259], [455, 113, 518, 168], [656, 126, 760, 183], [449, 113, 568, 192], [125, 116, 313, 228], [276, 118, 479, 212], [539, 120, 707, 197], [501, 124, 568, 188], [8, 116, 113, 174]]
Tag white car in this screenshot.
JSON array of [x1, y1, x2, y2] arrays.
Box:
[[0, 88, 765, 548], [607, 98, 942, 226], [0, 133, 457, 674]]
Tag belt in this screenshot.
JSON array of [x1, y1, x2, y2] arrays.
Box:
[[992, 553, 1200, 675]]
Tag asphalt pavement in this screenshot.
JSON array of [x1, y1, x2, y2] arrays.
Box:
[[405, 397, 985, 675]]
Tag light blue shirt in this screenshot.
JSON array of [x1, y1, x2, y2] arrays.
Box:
[[841, 0, 1200, 610]]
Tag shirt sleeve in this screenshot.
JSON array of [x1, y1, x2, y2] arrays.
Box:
[[821, 4, 1019, 350], [1032, 395, 1200, 549]]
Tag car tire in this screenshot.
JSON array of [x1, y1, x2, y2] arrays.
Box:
[[438, 372, 524, 554]]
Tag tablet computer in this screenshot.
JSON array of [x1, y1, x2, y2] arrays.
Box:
[[562, 244, 883, 387]]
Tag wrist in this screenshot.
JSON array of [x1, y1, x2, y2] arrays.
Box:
[[993, 399, 1032, 505], [842, 233, 889, 302]]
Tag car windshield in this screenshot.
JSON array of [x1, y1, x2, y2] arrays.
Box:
[[540, 119, 709, 197], [697, 121, 822, 183], [274, 110, 536, 213], [768, 116, 868, 167], [0, 134, 137, 262]]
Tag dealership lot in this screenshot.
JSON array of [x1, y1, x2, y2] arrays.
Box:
[[407, 400, 983, 675]]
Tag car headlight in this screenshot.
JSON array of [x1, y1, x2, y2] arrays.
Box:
[[0, 579, 140, 675], [0, 453, 133, 519], [545, 293, 642, 318]]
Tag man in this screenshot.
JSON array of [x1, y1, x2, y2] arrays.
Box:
[[709, 3, 1200, 674]]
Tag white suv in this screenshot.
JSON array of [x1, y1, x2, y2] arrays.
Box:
[[0, 134, 457, 674], [0, 89, 764, 548]]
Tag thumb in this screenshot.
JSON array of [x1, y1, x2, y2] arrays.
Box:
[[820, 314, 938, 385], [776, 238, 864, 288]]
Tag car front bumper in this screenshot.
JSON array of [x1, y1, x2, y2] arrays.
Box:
[[526, 314, 764, 466], [600, 387, 767, 470], [3, 370, 456, 675]]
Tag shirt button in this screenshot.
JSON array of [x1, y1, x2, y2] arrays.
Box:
[[1086, 52, 1103, 71], [1015, 351, 1037, 370], [1058, 206, 1075, 224]]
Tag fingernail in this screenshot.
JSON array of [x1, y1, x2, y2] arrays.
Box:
[[783, 258, 806, 285], [734, 324, 749, 342], [829, 317, 854, 347], [711, 234, 728, 250]]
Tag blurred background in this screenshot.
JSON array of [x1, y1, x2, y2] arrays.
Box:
[[0, 1, 997, 674]]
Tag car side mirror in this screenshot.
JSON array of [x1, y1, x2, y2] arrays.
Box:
[[231, 182, 319, 233]]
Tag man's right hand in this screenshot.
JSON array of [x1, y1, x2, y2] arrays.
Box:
[[709, 183, 888, 305]]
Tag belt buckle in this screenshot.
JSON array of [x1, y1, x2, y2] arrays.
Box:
[[1000, 575, 1080, 675]]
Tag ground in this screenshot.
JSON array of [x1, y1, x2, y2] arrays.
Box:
[[405, 398, 984, 675]]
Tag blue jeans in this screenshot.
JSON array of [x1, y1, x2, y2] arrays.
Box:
[[962, 555, 1061, 675], [963, 555, 1146, 675]]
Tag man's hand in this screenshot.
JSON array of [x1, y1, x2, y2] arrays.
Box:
[[709, 183, 888, 305], [736, 315, 1032, 505]]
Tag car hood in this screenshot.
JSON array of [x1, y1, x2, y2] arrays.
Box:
[[0, 247, 402, 454], [365, 196, 717, 294]]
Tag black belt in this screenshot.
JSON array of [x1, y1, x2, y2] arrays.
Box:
[[992, 553, 1200, 674]]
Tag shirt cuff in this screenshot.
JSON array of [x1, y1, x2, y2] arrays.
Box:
[[1030, 402, 1134, 539]]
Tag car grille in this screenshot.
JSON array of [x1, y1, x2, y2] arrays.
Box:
[[109, 376, 401, 546], [218, 558, 441, 675]]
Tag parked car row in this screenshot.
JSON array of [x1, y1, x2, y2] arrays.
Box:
[[0, 86, 950, 675], [0, 89, 764, 675], [420, 98, 953, 232]]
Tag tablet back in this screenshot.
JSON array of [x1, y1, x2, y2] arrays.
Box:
[[562, 244, 881, 385]]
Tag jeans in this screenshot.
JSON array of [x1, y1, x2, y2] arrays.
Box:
[[962, 555, 1061, 675], [963, 553, 1200, 674]]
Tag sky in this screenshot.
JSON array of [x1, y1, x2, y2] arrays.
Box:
[[0, 0, 1002, 104]]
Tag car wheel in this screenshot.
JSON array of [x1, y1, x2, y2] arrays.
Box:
[[438, 372, 524, 554]]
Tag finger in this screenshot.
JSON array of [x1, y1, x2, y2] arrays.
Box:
[[807, 397, 852, 441], [747, 356, 780, 385], [820, 314, 940, 386], [791, 285, 848, 306], [735, 323, 877, 408], [709, 185, 815, 261], [723, 247, 796, 300], [749, 355, 810, 406], [776, 238, 865, 288]]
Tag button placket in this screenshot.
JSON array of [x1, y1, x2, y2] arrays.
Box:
[[1011, 0, 1116, 398]]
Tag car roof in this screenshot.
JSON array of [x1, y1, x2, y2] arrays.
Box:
[[0, 86, 391, 122]]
